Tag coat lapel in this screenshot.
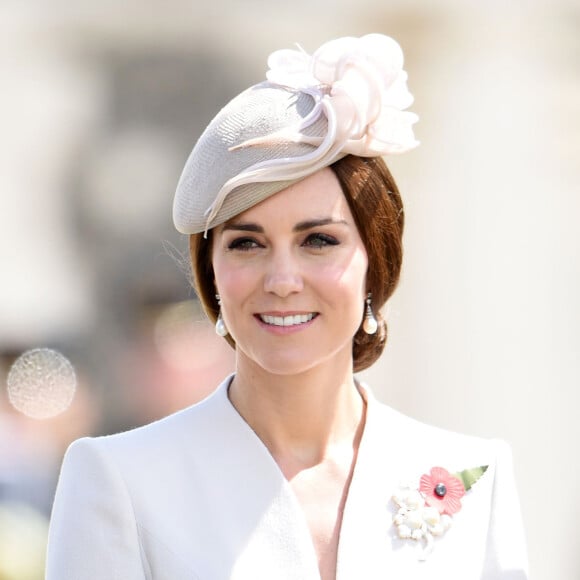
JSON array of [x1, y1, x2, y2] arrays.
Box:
[[210, 378, 405, 580], [335, 384, 500, 579], [206, 378, 492, 580], [335, 384, 401, 579], [203, 377, 321, 580]]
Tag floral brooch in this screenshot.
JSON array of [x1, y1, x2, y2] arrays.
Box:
[[391, 465, 488, 560]]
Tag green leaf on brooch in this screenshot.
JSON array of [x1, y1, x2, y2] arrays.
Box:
[[453, 465, 488, 492]]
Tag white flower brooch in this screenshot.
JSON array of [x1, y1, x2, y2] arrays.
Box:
[[392, 465, 488, 560]]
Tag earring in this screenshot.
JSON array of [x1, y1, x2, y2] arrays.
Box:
[[363, 293, 378, 335], [215, 294, 228, 337]]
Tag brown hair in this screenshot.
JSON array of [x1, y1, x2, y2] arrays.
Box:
[[189, 154, 404, 372]]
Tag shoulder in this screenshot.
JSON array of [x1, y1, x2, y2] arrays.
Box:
[[362, 384, 511, 478], [66, 374, 234, 471]]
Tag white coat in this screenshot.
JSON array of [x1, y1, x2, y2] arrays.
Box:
[[46, 375, 528, 579]]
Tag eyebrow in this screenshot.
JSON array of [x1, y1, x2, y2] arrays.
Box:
[[222, 217, 348, 233]]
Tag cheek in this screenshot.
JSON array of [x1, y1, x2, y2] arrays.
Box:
[[212, 259, 255, 305], [332, 246, 368, 291], [348, 249, 370, 312], [211, 247, 234, 295], [313, 247, 368, 307]]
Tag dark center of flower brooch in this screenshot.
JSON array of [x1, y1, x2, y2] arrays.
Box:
[[434, 482, 447, 497]]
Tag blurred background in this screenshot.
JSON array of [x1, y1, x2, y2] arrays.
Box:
[[0, 0, 578, 578]]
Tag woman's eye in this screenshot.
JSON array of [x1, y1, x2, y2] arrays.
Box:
[[228, 237, 261, 251], [303, 233, 339, 249]]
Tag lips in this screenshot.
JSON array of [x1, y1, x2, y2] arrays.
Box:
[[258, 313, 316, 327]]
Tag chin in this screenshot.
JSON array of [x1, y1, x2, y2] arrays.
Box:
[[252, 352, 319, 377], [240, 342, 352, 378]]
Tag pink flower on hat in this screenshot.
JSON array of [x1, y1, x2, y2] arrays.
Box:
[[265, 33, 419, 156], [419, 467, 466, 515]]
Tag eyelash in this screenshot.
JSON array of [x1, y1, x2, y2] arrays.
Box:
[[304, 233, 339, 248], [227, 233, 339, 251], [227, 237, 260, 251]]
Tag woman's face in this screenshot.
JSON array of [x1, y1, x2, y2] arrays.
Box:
[[211, 167, 369, 376]]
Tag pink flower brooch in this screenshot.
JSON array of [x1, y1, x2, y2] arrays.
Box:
[[391, 465, 488, 560]]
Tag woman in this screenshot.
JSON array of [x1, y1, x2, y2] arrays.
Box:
[[46, 34, 528, 579]]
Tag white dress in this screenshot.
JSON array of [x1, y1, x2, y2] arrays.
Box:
[[46, 375, 529, 579]]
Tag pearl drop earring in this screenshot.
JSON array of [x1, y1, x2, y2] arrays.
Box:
[[363, 293, 378, 335], [215, 294, 228, 337]]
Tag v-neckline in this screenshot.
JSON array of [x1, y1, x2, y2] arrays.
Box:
[[218, 375, 374, 580]]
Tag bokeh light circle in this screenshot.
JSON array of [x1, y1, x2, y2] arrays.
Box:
[[6, 348, 77, 419]]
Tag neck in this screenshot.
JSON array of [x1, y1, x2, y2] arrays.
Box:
[[228, 356, 365, 474]]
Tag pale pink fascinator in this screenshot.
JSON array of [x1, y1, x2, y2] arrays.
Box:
[[173, 33, 419, 235]]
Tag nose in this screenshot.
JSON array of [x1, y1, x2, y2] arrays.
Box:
[[263, 248, 304, 297]]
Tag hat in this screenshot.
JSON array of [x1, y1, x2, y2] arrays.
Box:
[[173, 33, 419, 235]]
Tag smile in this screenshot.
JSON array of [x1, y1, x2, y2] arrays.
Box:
[[258, 313, 316, 327]]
